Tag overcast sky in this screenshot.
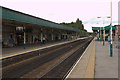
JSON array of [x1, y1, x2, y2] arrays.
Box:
[[1, 0, 119, 32]]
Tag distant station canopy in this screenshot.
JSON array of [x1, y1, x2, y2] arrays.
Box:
[[92, 25, 116, 31]]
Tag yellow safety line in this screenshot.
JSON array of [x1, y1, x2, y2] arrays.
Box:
[[84, 40, 96, 79]]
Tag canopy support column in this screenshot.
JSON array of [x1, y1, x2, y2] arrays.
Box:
[[24, 26, 26, 49], [41, 28, 43, 42]]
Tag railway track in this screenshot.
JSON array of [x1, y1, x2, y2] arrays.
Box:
[[41, 38, 92, 79], [2, 37, 93, 79]]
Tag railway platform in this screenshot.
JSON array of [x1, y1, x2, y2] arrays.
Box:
[[66, 38, 118, 79], [2, 38, 86, 59], [95, 41, 118, 78]]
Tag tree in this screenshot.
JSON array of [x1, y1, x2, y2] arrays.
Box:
[[84, 29, 87, 32], [75, 18, 84, 30], [60, 18, 86, 32], [81, 24, 84, 30]]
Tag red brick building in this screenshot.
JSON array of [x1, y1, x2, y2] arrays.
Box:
[[115, 25, 120, 41]]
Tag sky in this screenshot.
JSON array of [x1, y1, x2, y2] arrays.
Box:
[[0, 0, 119, 32]]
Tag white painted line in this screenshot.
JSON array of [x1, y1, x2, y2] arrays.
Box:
[[1, 37, 88, 59], [65, 38, 94, 79]]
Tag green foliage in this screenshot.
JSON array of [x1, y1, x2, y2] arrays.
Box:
[[60, 18, 85, 31], [60, 18, 89, 37]]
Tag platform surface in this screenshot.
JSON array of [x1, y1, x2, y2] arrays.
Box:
[[66, 38, 119, 79], [66, 38, 96, 78], [95, 41, 118, 78]]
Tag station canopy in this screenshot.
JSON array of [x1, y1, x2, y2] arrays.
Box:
[[92, 25, 116, 31], [0, 6, 80, 32]]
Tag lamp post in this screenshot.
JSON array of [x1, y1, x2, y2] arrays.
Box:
[[100, 27, 102, 41], [103, 17, 111, 46], [110, 1, 113, 57], [97, 17, 102, 41], [103, 19, 105, 46], [97, 17, 111, 46], [96, 23, 100, 41]]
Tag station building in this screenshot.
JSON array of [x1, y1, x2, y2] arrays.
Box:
[[115, 25, 120, 41], [1, 7, 88, 47]]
